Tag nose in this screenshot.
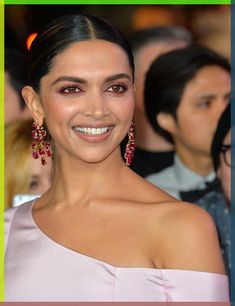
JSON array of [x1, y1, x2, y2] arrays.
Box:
[[83, 91, 109, 119]]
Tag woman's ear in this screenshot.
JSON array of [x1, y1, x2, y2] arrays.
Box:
[[22, 86, 45, 126], [156, 112, 178, 134]]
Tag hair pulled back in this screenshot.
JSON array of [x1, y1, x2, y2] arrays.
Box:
[[28, 14, 135, 92]]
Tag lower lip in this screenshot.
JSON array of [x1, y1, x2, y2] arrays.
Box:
[[73, 127, 113, 143]]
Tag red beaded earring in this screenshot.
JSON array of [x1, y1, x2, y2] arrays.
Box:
[[124, 122, 135, 166], [32, 122, 52, 166]]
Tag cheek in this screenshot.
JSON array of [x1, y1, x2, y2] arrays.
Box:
[[177, 112, 214, 136], [4, 87, 21, 115], [110, 94, 134, 118], [43, 97, 77, 126], [120, 100, 134, 122]]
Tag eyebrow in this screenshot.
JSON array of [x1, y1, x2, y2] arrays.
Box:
[[51, 73, 132, 86], [196, 94, 216, 100], [105, 73, 131, 82], [196, 92, 231, 100]]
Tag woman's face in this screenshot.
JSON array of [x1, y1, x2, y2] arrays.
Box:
[[4, 72, 22, 124], [217, 130, 231, 203], [30, 40, 134, 164], [28, 156, 52, 194]]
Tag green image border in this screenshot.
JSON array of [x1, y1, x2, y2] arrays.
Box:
[[4, 0, 232, 4], [1, 0, 232, 302]]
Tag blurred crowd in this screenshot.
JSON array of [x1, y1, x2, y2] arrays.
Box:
[[4, 4, 231, 276]]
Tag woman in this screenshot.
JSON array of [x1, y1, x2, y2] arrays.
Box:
[[5, 49, 31, 124], [5, 119, 52, 208], [4, 14, 229, 301]]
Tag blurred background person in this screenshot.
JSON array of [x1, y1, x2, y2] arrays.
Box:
[[195, 103, 231, 275], [145, 46, 231, 276], [4, 5, 230, 62], [5, 48, 31, 124], [123, 26, 192, 177], [191, 5, 230, 60], [5, 119, 52, 209], [145, 45, 230, 200], [211, 103, 231, 205]]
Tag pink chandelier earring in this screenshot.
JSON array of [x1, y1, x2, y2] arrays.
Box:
[[32, 121, 52, 166], [124, 122, 135, 166]]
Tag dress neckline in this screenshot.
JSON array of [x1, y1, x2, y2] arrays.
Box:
[[29, 199, 158, 271], [27, 200, 226, 276]]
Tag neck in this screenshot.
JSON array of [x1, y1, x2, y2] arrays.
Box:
[[175, 143, 213, 177], [45, 148, 128, 206], [134, 112, 174, 151]]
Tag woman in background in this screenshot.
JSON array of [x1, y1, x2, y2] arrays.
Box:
[[5, 48, 31, 124], [4, 14, 229, 301], [5, 119, 51, 208]]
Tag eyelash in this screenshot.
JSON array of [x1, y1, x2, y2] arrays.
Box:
[[197, 101, 212, 108], [58, 83, 128, 95], [106, 83, 128, 94], [59, 85, 81, 95]]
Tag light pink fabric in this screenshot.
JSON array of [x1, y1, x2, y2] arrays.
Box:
[[4, 201, 229, 302]]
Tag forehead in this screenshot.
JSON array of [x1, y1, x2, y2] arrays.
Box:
[[48, 39, 131, 77], [184, 65, 230, 91]]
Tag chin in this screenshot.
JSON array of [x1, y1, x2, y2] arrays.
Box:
[[78, 152, 111, 164]]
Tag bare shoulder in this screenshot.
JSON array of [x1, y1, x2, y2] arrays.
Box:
[[150, 201, 225, 274], [122, 171, 225, 275]]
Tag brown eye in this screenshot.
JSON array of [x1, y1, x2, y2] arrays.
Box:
[[196, 101, 212, 109], [107, 84, 128, 93], [60, 86, 81, 95]]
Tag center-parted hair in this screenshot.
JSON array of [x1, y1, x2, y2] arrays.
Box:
[[28, 14, 135, 92], [144, 45, 230, 143]]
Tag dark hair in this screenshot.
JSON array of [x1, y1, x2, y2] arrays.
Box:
[[28, 14, 135, 92], [144, 45, 230, 143], [129, 25, 192, 55], [211, 103, 231, 171], [5, 48, 28, 109]]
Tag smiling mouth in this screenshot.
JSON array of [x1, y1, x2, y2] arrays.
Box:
[[72, 126, 112, 136]]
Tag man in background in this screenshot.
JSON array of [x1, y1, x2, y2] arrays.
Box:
[[125, 26, 192, 177]]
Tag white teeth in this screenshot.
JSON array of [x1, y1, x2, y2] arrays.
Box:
[[74, 126, 110, 135]]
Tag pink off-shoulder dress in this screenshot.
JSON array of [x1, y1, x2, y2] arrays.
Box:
[[4, 201, 229, 302]]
